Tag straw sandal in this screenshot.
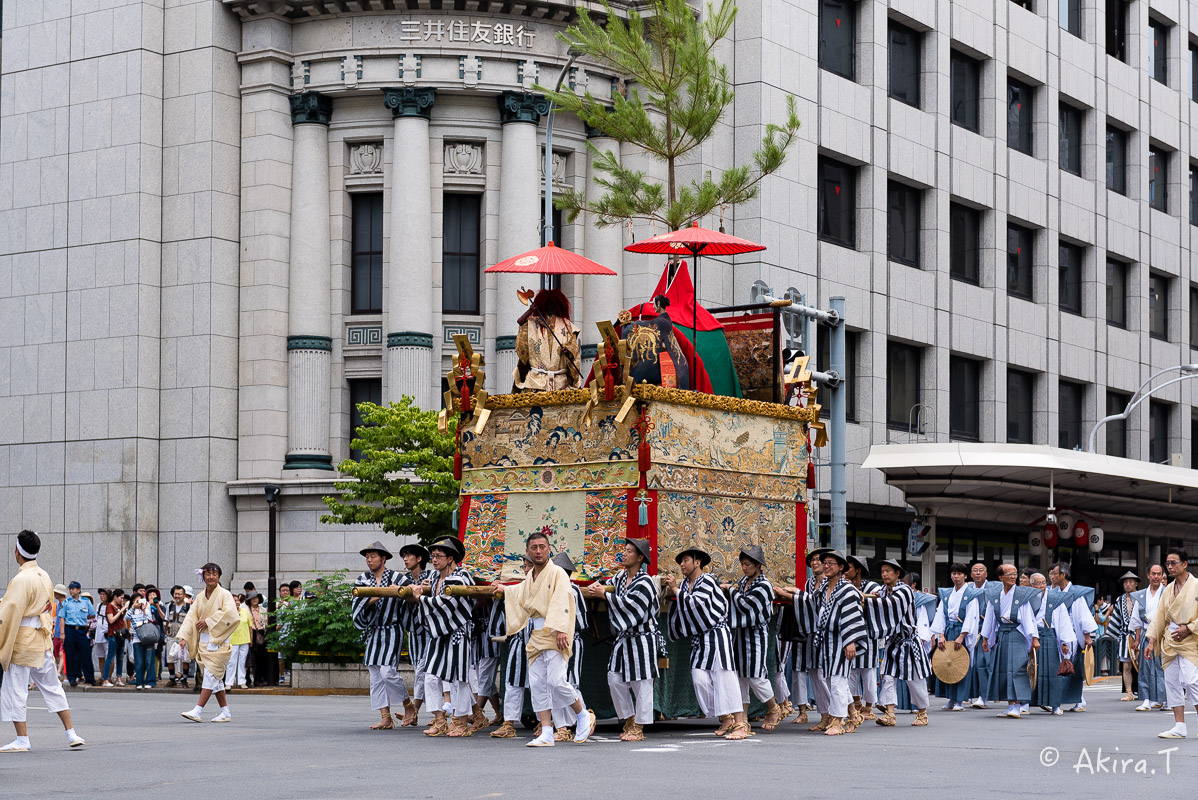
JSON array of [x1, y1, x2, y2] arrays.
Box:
[[370, 710, 394, 730], [620, 722, 645, 742], [714, 714, 735, 737], [423, 713, 448, 737], [809, 714, 832, 732], [554, 726, 573, 742], [824, 717, 847, 736], [875, 710, 897, 727], [490, 721, 517, 738], [793, 707, 809, 725], [761, 703, 783, 731], [724, 722, 752, 741], [911, 710, 929, 727], [447, 716, 474, 737]]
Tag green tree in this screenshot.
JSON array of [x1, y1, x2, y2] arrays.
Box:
[[321, 396, 458, 545], [540, 0, 801, 231], [267, 572, 362, 663]]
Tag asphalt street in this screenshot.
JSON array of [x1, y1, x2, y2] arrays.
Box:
[[0, 681, 1192, 798]]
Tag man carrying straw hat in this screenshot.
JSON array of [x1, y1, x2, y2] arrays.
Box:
[[411, 536, 476, 737], [352, 540, 408, 730], [727, 544, 784, 735]]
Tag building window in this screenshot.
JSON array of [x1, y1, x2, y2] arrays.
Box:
[[1191, 164, 1197, 225], [1107, 0, 1130, 62], [1058, 103, 1082, 175], [887, 181, 921, 267], [817, 328, 859, 422], [1149, 400, 1170, 463], [1059, 0, 1081, 37], [442, 193, 482, 315], [1058, 381, 1085, 451], [1149, 272, 1169, 340], [1190, 285, 1198, 348], [1106, 258, 1128, 328], [819, 0, 856, 80], [888, 22, 921, 108], [950, 202, 980, 284], [350, 193, 384, 315], [1007, 78, 1034, 155], [1011, 0, 1034, 10], [1191, 42, 1197, 101], [1149, 147, 1169, 212], [950, 51, 980, 132], [1106, 126, 1127, 195], [1059, 242, 1083, 315], [818, 156, 856, 248], [1006, 223, 1034, 300], [886, 341, 922, 430], [348, 378, 382, 461], [949, 356, 981, 441], [1106, 391, 1129, 457], [1149, 18, 1168, 85], [1007, 369, 1035, 444]]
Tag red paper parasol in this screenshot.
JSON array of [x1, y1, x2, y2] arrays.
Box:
[[485, 241, 617, 275]]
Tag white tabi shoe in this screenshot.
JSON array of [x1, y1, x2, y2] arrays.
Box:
[[67, 732, 86, 748], [970, 699, 988, 709], [573, 709, 596, 744], [1136, 701, 1153, 711], [1157, 724, 1188, 739], [0, 740, 30, 753], [1051, 708, 1063, 716], [526, 729, 555, 747], [211, 710, 232, 723], [180, 710, 203, 723]]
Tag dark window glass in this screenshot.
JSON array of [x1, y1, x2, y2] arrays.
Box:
[[1149, 400, 1170, 463], [1011, 0, 1034, 9], [819, 0, 856, 80], [1007, 369, 1035, 444], [1190, 43, 1197, 100], [817, 329, 859, 422], [1149, 19, 1168, 84], [1190, 285, 1198, 348], [1149, 148, 1169, 212], [1059, 103, 1082, 175], [887, 181, 921, 266], [1007, 79, 1033, 155], [1192, 415, 1198, 469], [350, 193, 384, 315], [1106, 391, 1129, 457], [818, 156, 856, 248], [1107, 0, 1130, 62], [1058, 381, 1085, 450], [1149, 273, 1169, 340], [442, 193, 482, 314], [1059, 0, 1081, 37], [950, 356, 981, 440], [886, 341, 921, 430], [950, 52, 980, 132], [888, 22, 920, 107], [1106, 258, 1127, 328], [1006, 223, 1034, 300], [950, 203, 980, 283], [1059, 242, 1083, 315], [348, 378, 382, 461], [1191, 165, 1197, 225], [1106, 126, 1127, 194]]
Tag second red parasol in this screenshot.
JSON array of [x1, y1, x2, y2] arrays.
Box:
[[484, 241, 617, 275]]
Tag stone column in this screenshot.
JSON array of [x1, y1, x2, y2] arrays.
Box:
[[581, 127, 625, 372], [494, 91, 549, 390], [382, 87, 437, 408], [285, 91, 334, 471]]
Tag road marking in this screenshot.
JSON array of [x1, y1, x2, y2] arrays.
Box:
[[630, 745, 682, 752]]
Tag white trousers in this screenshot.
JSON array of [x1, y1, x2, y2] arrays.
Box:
[[879, 674, 929, 710], [739, 675, 774, 705], [425, 674, 472, 716], [504, 684, 526, 720], [849, 666, 878, 703], [224, 644, 249, 687], [412, 651, 428, 701], [773, 670, 790, 703], [368, 665, 409, 711], [792, 670, 809, 706], [608, 672, 654, 725], [201, 667, 226, 693], [1164, 657, 1198, 709], [813, 669, 850, 718], [529, 650, 577, 713], [474, 655, 500, 698], [1, 651, 70, 723], [691, 668, 741, 717]]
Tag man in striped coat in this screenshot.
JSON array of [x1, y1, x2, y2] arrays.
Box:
[[551, 553, 589, 741], [490, 556, 532, 739], [786, 548, 829, 725], [468, 596, 502, 732], [726, 544, 783, 734], [844, 554, 881, 730], [584, 537, 659, 742], [781, 550, 868, 736], [665, 547, 741, 738], [351, 541, 408, 730], [1108, 571, 1140, 702], [397, 543, 433, 727], [410, 536, 475, 737], [869, 559, 932, 727]]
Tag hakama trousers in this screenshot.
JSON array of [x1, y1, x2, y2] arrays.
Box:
[[1164, 656, 1198, 709], [691, 668, 741, 717], [1139, 640, 1166, 705], [1, 651, 70, 723], [367, 664, 408, 711], [608, 672, 654, 725], [880, 674, 929, 710]]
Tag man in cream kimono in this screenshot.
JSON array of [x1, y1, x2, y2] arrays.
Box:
[[1146, 547, 1198, 739], [178, 562, 239, 723], [494, 532, 595, 747], [0, 530, 85, 752]]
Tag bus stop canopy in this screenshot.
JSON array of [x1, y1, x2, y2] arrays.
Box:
[[863, 443, 1198, 539]]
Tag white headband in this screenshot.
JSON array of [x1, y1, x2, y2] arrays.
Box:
[[15, 540, 37, 560]]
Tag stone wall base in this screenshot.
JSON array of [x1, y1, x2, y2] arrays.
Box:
[[292, 662, 416, 691]]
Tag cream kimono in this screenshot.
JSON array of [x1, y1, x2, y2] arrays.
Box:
[[512, 315, 582, 392], [0, 561, 55, 669], [177, 584, 239, 680], [503, 562, 577, 665], [1148, 576, 1198, 670]]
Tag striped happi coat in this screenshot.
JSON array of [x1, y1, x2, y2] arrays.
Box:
[[399, 567, 438, 665], [567, 583, 587, 686], [472, 598, 500, 662], [850, 579, 882, 671], [489, 599, 530, 689], [421, 567, 475, 682], [789, 574, 821, 673], [793, 576, 868, 679], [728, 573, 774, 678], [667, 572, 735, 671], [869, 582, 932, 681], [352, 568, 404, 667], [1108, 592, 1135, 661], [604, 568, 661, 682]]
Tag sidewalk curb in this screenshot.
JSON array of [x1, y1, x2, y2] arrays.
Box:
[[65, 685, 370, 697]]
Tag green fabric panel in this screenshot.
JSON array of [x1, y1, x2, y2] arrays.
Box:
[[694, 329, 743, 398]]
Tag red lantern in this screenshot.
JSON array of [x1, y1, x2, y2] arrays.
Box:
[[1072, 519, 1089, 547], [1042, 522, 1059, 549]]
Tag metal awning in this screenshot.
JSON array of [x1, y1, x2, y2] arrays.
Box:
[[862, 443, 1198, 539]]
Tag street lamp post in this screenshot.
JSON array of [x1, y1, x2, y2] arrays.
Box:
[[1086, 364, 1198, 454], [541, 52, 579, 289]]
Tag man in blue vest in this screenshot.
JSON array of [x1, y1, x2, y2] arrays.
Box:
[[1048, 562, 1098, 711]]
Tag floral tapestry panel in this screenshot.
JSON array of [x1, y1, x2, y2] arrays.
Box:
[[647, 463, 805, 503], [648, 401, 808, 479], [584, 490, 628, 578], [462, 494, 508, 581], [503, 490, 587, 571], [459, 402, 636, 469]]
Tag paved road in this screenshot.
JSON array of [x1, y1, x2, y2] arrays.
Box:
[[0, 682, 1191, 797]]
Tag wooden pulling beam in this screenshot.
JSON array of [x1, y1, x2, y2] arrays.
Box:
[[352, 583, 616, 599]]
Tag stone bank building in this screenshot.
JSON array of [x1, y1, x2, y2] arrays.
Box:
[[4, 0, 1198, 592]]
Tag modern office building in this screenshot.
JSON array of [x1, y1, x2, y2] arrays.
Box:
[[2, 0, 1197, 592]]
